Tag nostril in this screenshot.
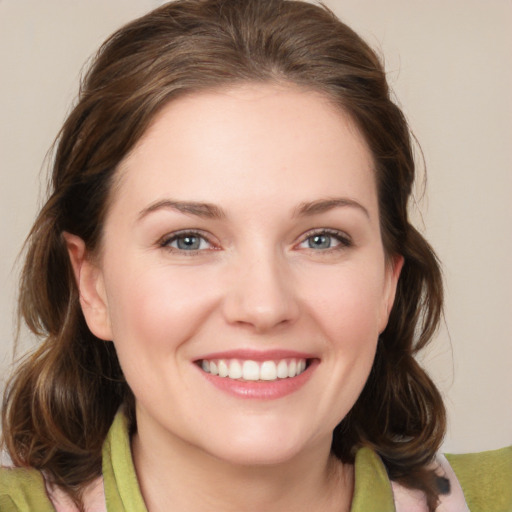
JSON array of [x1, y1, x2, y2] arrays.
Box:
[[221, 264, 300, 331]]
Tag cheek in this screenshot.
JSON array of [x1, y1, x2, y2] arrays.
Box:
[[299, 260, 388, 344], [103, 264, 218, 363], [298, 261, 387, 400]]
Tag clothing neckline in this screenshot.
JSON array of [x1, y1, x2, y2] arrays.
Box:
[[101, 411, 396, 512]]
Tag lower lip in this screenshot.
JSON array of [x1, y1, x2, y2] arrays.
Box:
[[196, 360, 318, 399]]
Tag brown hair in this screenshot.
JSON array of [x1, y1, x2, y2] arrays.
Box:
[[2, 0, 446, 509]]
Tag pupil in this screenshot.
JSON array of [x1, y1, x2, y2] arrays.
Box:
[[178, 236, 199, 250], [309, 234, 330, 249]]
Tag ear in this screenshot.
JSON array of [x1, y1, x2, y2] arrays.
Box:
[[379, 254, 404, 333], [63, 232, 113, 341]]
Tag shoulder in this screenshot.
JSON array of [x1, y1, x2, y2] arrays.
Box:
[[445, 446, 512, 512], [391, 447, 512, 512], [0, 466, 55, 511]]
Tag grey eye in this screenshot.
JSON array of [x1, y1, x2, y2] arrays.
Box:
[[307, 234, 333, 249], [176, 235, 202, 250], [298, 230, 351, 251], [163, 232, 211, 251]]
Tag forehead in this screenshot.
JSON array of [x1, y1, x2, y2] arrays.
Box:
[[112, 83, 376, 218]]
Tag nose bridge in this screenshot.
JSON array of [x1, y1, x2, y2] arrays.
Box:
[[223, 241, 299, 331]]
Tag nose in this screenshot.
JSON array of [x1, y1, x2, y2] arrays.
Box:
[[222, 249, 300, 333]]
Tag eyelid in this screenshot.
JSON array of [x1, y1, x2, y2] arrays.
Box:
[[296, 228, 353, 250], [157, 227, 352, 254], [158, 229, 218, 252]]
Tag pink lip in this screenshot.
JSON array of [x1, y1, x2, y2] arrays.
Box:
[[194, 357, 319, 400], [195, 349, 316, 362]]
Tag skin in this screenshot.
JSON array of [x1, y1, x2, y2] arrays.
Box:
[[66, 84, 403, 512]]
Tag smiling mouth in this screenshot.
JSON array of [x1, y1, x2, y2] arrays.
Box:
[[198, 358, 310, 382]]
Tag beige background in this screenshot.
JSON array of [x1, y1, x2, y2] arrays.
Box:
[[0, 0, 510, 454]]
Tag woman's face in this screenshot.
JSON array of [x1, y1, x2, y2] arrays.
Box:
[[77, 84, 402, 466]]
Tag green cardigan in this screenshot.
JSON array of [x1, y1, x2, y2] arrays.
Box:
[[1, 412, 511, 511]]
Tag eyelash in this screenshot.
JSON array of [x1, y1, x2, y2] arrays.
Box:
[[158, 228, 352, 255], [159, 230, 216, 254], [297, 229, 352, 252]]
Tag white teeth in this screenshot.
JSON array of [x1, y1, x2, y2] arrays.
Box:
[[288, 360, 297, 378], [228, 360, 242, 379], [200, 358, 308, 381], [242, 360, 260, 381], [260, 361, 277, 381], [277, 360, 288, 379], [218, 360, 229, 377]]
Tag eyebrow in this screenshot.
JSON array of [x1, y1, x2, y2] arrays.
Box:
[[137, 196, 369, 222], [295, 197, 370, 218], [137, 200, 226, 221]]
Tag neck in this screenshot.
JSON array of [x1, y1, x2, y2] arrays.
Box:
[[132, 421, 353, 512]]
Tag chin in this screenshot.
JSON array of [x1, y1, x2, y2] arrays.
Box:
[[199, 419, 324, 467], [211, 441, 304, 467]]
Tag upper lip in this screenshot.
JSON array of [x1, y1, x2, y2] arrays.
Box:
[[194, 349, 317, 362]]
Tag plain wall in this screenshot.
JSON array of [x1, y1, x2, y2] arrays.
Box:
[[1, 0, 510, 454]]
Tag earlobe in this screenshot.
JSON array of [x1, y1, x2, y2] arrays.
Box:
[[379, 254, 404, 333], [63, 232, 113, 341]]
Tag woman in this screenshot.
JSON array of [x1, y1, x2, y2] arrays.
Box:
[[1, 1, 510, 511]]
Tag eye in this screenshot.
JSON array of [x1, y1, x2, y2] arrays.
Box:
[[160, 231, 214, 252], [298, 230, 351, 251]]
